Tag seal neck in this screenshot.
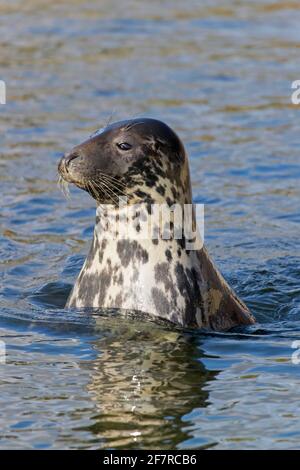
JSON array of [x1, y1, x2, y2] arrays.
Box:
[[66, 199, 254, 330], [94, 201, 200, 250]]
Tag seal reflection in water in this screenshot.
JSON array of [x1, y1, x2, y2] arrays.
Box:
[[58, 118, 255, 330], [82, 316, 217, 449]]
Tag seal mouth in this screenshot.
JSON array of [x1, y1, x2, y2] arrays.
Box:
[[58, 154, 89, 188], [58, 157, 128, 206], [58, 155, 76, 181]]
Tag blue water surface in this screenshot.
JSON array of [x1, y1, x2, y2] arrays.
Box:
[[0, 0, 300, 449]]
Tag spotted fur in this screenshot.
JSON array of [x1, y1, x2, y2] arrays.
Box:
[[58, 118, 255, 330]]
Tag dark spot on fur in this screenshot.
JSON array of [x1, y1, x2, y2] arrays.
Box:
[[176, 237, 185, 250], [114, 292, 123, 307], [154, 262, 170, 283], [156, 185, 165, 196], [146, 201, 152, 214], [165, 249, 172, 262], [171, 186, 179, 199], [175, 262, 203, 325], [154, 262, 178, 305], [117, 240, 149, 267], [136, 189, 148, 199], [151, 287, 170, 317], [97, 262, 115, 305], [98, 239, 107, 263]]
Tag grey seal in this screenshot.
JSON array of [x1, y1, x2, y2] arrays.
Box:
[[58, 118, 255, 330]]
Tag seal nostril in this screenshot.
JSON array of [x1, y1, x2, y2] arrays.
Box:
[[64, 152, 80, 168]]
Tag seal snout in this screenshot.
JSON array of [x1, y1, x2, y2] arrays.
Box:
[[58, 151, 81, 182], [64, 152, 80, 167], [60, 152, 80, 171]]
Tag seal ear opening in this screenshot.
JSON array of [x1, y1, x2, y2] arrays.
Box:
[[152, 140, 161, 153], [153, 139, 184, 165], [174, 151, 184, 164]]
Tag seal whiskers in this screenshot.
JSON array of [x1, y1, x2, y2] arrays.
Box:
[[57, 174, 70, 199], [92, 178, 122, 206]]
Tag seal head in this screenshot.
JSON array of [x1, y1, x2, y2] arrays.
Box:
[[58, 118, 188, 207]]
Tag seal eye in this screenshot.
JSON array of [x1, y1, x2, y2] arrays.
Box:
[[117, 142, 132, 151]]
